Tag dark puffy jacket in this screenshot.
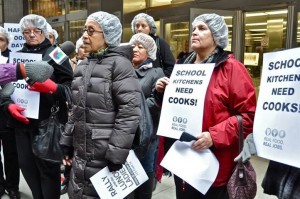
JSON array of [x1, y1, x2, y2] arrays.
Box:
[[135, 63, 165, 137], [60, 45, 141, 198]]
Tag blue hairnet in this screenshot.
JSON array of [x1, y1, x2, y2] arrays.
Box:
[[19, 14, 48, 37], [87, 11, 122, 47], [75, 37, 84, 53], [129, 33, 157, 61], [0, 26, 13, 43], [131, 13, 157, 35], [192, 13, 228, 49]]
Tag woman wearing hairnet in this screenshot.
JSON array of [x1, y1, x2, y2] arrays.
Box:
[[131, 13, 175, 78], [46, 23, 58, 46], [59, 11, 141, 198], [1, 14, 73, 199], [155, 13, 257, 198], [127, 33, 164, 199], [0, 26, 21, 199]]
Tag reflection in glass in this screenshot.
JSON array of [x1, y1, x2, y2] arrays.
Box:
[[28, 0, 65, 18], [297, 12, 300, 47], [69, 20, 85, 45], [68, 0, 87, 12], [244, 9, 287, 94]]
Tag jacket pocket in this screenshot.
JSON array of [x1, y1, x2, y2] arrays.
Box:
[[91, 128, 113, 160]]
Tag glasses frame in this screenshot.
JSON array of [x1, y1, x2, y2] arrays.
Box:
[[81, 27, 103, 36], [23, 29, 43, 36]]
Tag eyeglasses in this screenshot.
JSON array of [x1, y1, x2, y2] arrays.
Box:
[[23, 29, 43, 36], [81, 27, 103, 36]]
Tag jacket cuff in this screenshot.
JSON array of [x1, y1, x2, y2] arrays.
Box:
[[59, 134, 73, 147]]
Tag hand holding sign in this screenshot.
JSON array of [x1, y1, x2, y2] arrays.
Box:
[[155, 77, 169, 93], [8, 104, 29, 124]]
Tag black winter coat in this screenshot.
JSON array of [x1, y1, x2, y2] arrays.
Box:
[[151, 35, 175, 78], [60, 45, 141, 199], [135, 62, 164, 137], [0, 39, 73, 128]]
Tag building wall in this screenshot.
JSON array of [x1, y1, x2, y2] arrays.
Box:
[[3, 0, 25, 23]]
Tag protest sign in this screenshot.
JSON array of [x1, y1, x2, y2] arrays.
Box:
[[4, 23, 25, 52], [157, 64, 214, 139], [161, 141, 219, 194], [9, 52, 42, 119], [90, 150, 148, 199], [253, 47, 300, 168]]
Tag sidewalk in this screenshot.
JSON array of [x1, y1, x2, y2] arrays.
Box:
[[2, 156, 277, 199]]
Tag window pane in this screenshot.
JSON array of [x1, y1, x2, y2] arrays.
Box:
[[123, 0, 146, 14], [244, 9, 287, 94], [28, 0, 65, 17], [297, 12, 300, 47], [69, 19, 85, 44], [68, 0, 87, 12]]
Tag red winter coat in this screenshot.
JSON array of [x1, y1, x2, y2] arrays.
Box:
[[156, 49, 257, 187], [203, 52, 256, 186]]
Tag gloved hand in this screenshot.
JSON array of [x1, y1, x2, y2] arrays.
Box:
[[107, 161, 123, 172], [28, 79, 57, 94], [19, 61, 54, 83], [0, 83, 15, 97], [8, 104, 29, 124], [234, 133, 257, 162]]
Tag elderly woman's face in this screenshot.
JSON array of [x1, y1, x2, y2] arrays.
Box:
[[22, 26, 46, 46], [0, 32, 9, 52], [132, 43, 149, 67], [48, 33, 55, 46], [191, 21, 216, 51], [82, 20, 107, 53], [134, 19, 151, 35]]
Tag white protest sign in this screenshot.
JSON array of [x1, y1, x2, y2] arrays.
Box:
[[157, 64, 214, 139], [161, 141, 219, 194], [9, 52, 42, 119], [90, 150, 148, 199], [4, 23, 25, 52], [0, 55, 8, 64], [253, 47, 300, 168]]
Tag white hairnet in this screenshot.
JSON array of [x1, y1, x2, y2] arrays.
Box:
[[129, 33, 157, 61], [19, 14, 48, 37], [87, 11, 122, 47], [131, 13, 157, 35], [46, 23, 53, 39], [52, 29, 58, 40], [75, 37, 84, 53], [0, 26, 13, 43], [192, 13, 228, 49]]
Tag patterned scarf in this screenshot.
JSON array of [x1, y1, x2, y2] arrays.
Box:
[[184, 47, 219, 64], [88, 47, 108, 59]]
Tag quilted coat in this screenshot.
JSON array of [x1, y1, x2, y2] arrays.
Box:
[[60, 45, 142, 198]]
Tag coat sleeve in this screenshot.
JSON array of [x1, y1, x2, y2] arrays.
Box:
[[105, 57, 142, 164], [59, 111, 75, 147], [146, 68, 165, 117], [209, 58, 257, 149], [0, 64, 18, 84], [156, 37, 175, 78]]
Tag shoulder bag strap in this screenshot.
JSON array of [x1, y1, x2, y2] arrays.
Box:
[[236, 115, 244, 153], [236, 115, 246, 181]]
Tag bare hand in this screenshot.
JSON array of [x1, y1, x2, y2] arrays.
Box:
[[155, 77, 170, 93], [63, 155, 72, 166], [192, 131, 213, 151]]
